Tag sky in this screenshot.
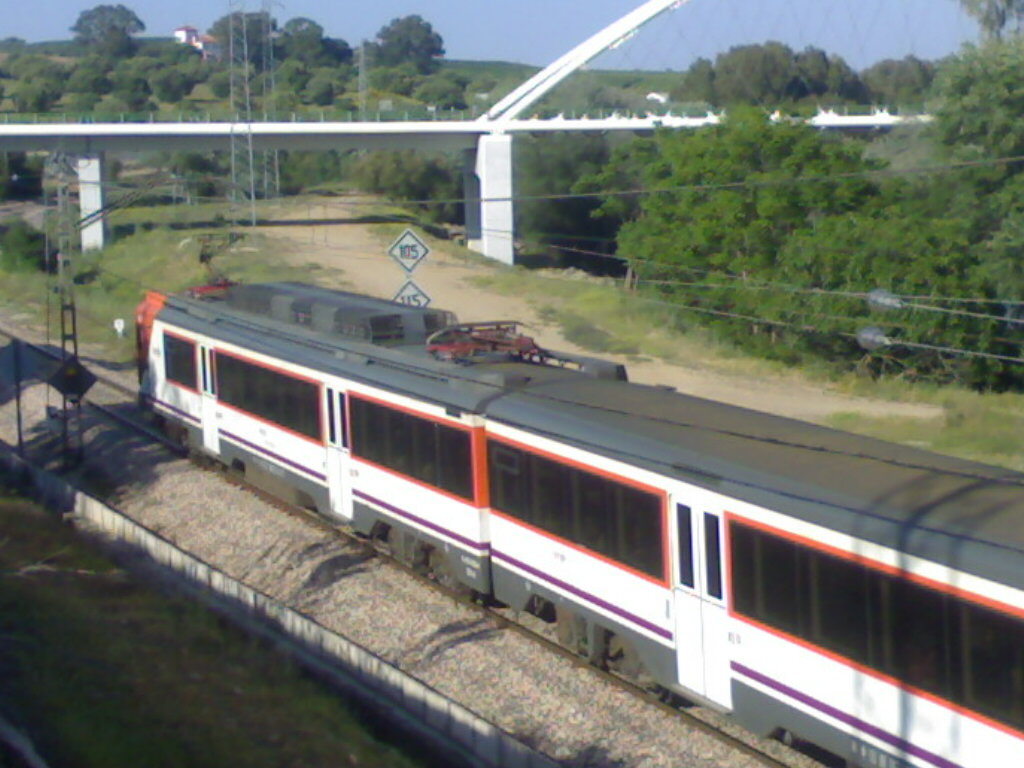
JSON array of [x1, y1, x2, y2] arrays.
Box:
[[12, 0, 980, 71]]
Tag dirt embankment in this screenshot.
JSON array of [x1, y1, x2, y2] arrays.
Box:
[[257, 201, 939, 425]]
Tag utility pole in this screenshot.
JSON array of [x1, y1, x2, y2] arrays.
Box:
[[358, 40, 368, 120], [228, 0, 257, 226], [44, 152, 85, 466], [260, 0, 280, 200]]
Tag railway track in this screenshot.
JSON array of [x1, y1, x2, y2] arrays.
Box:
[[0, 322, 830, 768]]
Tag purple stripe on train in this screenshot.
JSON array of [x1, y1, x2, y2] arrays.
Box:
[[492, 549, 673, 642], [153, 397, 201, 425], [732, 662, 965, 768], [220, 429, 327, 483], [353, 488, 489, 553]]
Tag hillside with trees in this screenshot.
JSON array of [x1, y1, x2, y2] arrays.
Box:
[[4, 3, 1024, 392]]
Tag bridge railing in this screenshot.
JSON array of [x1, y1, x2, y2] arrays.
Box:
[[0, 107, 484, 125], [0, 103, 931, 126]]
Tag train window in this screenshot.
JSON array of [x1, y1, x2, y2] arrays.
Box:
[[729, 519, 1024, 732], [489, 443, 528, 519], [575, 472, 613, 556], [200, 347, 209, 392], [759, 532, 801, 631], [387, 409, 414, 476], [437, 423, 472, 499], [888, 578, 955, 698], [326, 389, 336, 444], [487, 439, 664, 579], [215, 353, 320, 439], [350, 398, 386, 464], [809, 551, 870, 662], [620, 486, 663, 579], [962, 602, 1024, 728], [530, 455, 572, 540], [349, 397, 472, 500], [703, 513, 723, 600], [338, 392, 348, 449], [729, 522, 758, 616], [164, 334, 197, 389], [676, 505, 694, 589]]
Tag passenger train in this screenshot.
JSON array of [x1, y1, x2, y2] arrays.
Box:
[[136, 281, 1024, 768]]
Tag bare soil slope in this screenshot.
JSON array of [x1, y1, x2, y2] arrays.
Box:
[[258, 199, 938, 424]]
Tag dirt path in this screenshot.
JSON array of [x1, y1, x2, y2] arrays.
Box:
[[257, 199, 939, 424]]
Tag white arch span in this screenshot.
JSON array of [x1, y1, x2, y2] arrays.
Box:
[[470, 0, 690, 263], [483, 0, 689, 122]]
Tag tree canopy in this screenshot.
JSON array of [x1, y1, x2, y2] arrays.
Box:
[[370, 15, 444, 74], [278, 18, 352, 67], [580, 108, 1024, 388], [70, 4, 145, 57], [960, 0, 1024, 39]]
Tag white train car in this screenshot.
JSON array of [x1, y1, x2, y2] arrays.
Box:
[[137, 282, 1024, 768]]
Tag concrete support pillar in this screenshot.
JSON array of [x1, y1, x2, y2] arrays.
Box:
[[465, 134, 515, 266], [76, 154, 106, 252], [462, 147, 482, 255]]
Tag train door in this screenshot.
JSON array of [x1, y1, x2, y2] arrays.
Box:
[[199, 345, 219, 454], [324, 387, 352, 519], [673, 499, 732, 709]]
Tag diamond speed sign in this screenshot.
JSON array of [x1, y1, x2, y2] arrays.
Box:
[[388, 229, 430, 273], [393, 281, 431, 308]]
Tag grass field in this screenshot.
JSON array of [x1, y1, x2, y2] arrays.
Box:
[[0, 491, 443, 768]]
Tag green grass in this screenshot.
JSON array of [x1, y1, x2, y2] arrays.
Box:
[[0, 492, 440, 768], [0, 221, 323, 364]]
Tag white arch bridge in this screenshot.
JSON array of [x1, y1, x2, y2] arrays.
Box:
[[0, 0, 930, 263]]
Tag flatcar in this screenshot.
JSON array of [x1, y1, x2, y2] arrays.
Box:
[[136, 281, 1024, 768]]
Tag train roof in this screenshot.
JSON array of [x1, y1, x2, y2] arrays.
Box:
[[156, 283, 1024, 593]]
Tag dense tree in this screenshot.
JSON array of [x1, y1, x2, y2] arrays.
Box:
[[277, 18, 352, 67], [516, 134, 619, 264], [277, 150, 349, 194], [672, 57, 715, 103], [67, 63, 112, 95], [960, 0, 1024, 38], [302, 69, 344, 106], [10, 80, 62, 113], [713, 42, 799, 104], [66, 92, 102, 112], [369, 64, 420, 97], [275, 60, 312, 93], [413, 73, 468, 110], [109, 66, 153, 112], [150, 69, 192, 103], [935, 39, 1024, 160], [4, 54, 66, 83], [71, 4, 145, 57], [862, 56, 935, 105], [0, 219, 46, 271], [208, 72, 231, 100], [352, 150, 461, 222], [0, 153, 43, 201], [370, 15, 444, 74], [209, 12, 276, 67]]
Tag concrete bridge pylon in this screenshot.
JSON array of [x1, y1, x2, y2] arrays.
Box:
[[465, 0, 689, 264]]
